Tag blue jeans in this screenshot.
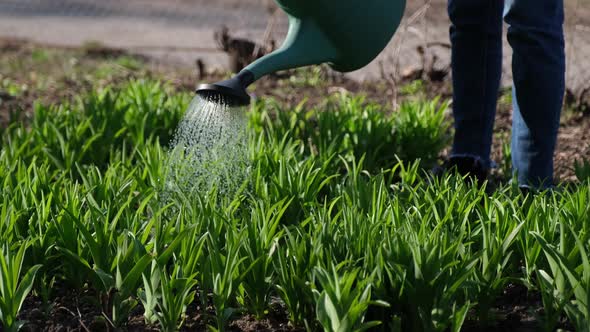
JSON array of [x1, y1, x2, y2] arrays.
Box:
[[448, 0, 565, 188]]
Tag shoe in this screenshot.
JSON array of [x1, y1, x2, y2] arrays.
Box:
[[431, 156, 490, 184]]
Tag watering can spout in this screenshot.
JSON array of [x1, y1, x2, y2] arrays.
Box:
[[196, 0, 406, 106], [196, 17, 337, 106], [196, 70, 255, 107], [243, 17, 338, 81]]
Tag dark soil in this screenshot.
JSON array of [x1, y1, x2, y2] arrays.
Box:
[[461, 282, 573, 332], [15, 282, 298, 332], [12, 281, 572, 332]]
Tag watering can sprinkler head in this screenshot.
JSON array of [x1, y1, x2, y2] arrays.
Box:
[[196, 70, 255, 107], [196, 0, 406, 106]]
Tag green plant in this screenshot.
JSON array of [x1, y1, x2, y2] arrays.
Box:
[[0, 244, 41, 332], [533, 223, 590, 332], [204, 231, 248, 332], [289, 66, 326, 87], [471, 197, 524, 325], [115, 56, 143, 71], [239, 198, 289, 317], [138, 224, 198, 328], [56, 182, 154, 326], [400, 79, 425, 96], [1, 78, 27, 97], [499, 138, 512, 179], [574, 158, 590, 182], [498, 87, 513, 107], [393, 98, 451, 167], [4, 73, 590, 332], [312, 265, 388, 332], [274, 228, 318, 327], [154, 265, 198, 332], [382, 231, 475, 332], [139, 261, 161, 325]]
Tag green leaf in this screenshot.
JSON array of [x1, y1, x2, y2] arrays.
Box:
[[94, 267, 115, 292], [12, 265, 41, 316], [156, 227, 193, 266], [118, 254, 152, 297]]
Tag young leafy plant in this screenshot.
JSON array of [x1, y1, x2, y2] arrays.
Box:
[[239, 198, 289, 318], [574, 158, 590, 182], [204, 231, 248, 332], [0, 244, 41, 332], [153, 265, 198, 332], [274, 228, 318, 328], [312, 265, 388, 332], [471, 196, 524, 324], [533, 224, 590, 332], [139, 261, 161, 326]]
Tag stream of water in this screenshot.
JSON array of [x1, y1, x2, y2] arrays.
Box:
[[166, 94, 250, 198]]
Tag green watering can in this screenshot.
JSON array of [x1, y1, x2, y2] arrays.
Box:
[[197, 0, 406, 106]]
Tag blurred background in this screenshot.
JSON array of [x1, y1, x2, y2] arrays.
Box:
[[1, 0, 589, 92]]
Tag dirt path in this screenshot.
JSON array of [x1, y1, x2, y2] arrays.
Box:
[[2, 0, 589, 86], [0, 0, 453, 81], [0, 0, 275, 71]]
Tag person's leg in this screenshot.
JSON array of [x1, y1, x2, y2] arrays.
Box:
[[504, 0, 565, 188], [448, 0, 505, 170]]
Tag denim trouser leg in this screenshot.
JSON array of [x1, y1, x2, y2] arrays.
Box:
[[505, 0, 565, 188], [448, 0, 565, 188], [448, 0, 504, 169]]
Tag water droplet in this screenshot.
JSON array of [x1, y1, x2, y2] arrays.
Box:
[[165, 94, 250, 199]]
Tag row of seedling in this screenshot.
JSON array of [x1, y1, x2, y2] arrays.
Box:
[[2, 80, 590, 331], [3, 153, 590, 331]]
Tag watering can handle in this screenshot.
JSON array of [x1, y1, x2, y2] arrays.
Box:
[[243, 16, 339, 81]]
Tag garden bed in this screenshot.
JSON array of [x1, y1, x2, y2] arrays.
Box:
[[1, 41, 590, 332]]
